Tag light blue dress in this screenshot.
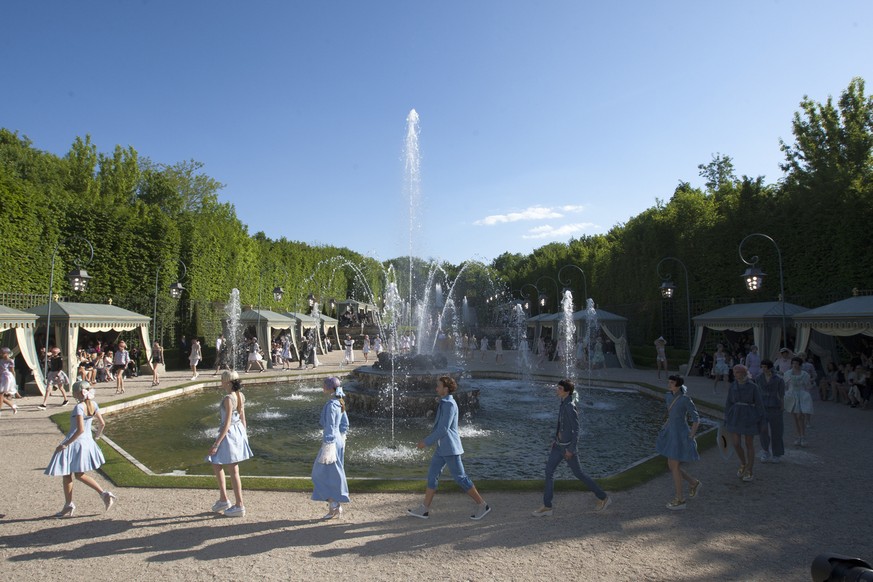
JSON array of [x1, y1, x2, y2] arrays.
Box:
[[311, 398, 350, 502], [45, 402, 105, 475], [655, 391, 700, 462], [206, 394, 253, 465]]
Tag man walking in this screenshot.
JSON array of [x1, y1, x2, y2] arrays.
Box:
[[533, 379, 612, 516], [756, 359, 786, 463]]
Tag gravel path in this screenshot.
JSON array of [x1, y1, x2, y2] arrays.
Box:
[[1, 353, 871, 581]]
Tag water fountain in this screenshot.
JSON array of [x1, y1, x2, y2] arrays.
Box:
[[101, 110, 715, 482], [224, 288, 242, 371]]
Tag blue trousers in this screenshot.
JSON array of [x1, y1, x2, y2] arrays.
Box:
[[543, 444, 606, 507], [427, 453, 474, 491], [759, 407, 785, 457]]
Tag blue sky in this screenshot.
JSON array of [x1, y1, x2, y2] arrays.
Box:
[[5, 1, 873, 264]]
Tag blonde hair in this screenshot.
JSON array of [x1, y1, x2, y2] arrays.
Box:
[[221, 370, 244, 412]]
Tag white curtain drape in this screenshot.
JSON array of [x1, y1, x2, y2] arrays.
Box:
[[15, 327, 46, 393], [599, 320, 630, 369]]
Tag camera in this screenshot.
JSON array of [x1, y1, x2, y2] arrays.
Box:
[[812, 554, 873, 582]]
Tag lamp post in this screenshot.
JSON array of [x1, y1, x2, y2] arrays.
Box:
[[44, 236, 94, 386], [255, 269, 288, 367], [535, 276, 560, 311], [152, 259, 187, 341], [519, 284, 540, 315], [656, 256, 692, 353], [558, 264, 588, 304], [738, 233, 787, 349]]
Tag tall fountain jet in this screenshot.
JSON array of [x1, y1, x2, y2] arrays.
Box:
[[404, 109, 421, 326]]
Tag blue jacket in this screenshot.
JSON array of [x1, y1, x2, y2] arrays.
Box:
[[554, 395, 579, 455], [423, 395, 464, 456], [320, 399, 349, 444]]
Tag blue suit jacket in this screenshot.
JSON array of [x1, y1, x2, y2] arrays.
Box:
[[423, 395, 464, 455]]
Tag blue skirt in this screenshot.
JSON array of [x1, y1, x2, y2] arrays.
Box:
[[45, 438, 105, 476], [311, 436, 350, 503]]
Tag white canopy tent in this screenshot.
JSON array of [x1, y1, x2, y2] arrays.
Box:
[[793, 296, 873, 366], [239, 309, 298, 368], [319, 314, 343, 350], [285, 312, 327, 354], [689, 301, 808, 367], [0, 305, 46, 394], [528, 308, 633, 368], [27, 302, 152, 392]]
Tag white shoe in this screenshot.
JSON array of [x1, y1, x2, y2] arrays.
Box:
[[212, 499, 232, 513], [224, 505, 246, 517], [101, 491, 117, 511], [406, 504, 430, 519], [531, 506, 553, 517], [470, 503, 491, 520], [55, 502, 75, 518]]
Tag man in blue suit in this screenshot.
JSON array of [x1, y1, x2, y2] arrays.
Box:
[[533, 379, 612, 516], [407, 376, 491, 521]]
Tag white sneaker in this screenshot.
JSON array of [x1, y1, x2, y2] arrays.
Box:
[[211, 499, 232, 513], [470, 503, 491, 520], [759, 451, 770, 462], [531, 506, 553, 517], [594, 496, 612, 511], [224, 505, 246, 517], [406, 504, 430, 519]]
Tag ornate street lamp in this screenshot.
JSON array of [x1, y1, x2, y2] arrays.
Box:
[[558, 264, 588, 304], [535, 275, 560, 310], [44, 236, 94, 386], [519, 284, 540, 314], [738, 233, 787, 348], [152, 259, 187, 338], [656, 256, 692, 353]]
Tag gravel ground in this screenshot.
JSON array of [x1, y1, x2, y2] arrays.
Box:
[[1, 353, 871, 581]]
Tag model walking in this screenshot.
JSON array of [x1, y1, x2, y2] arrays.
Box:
[[783, 356, 814, 446], [206, 370, 252, 517], [189, 338, 203, 379], [150, 341, 164, 386], [44, 380, 117, 517], [311, 377, 350, 519], [654, 337, 668, 379], [655, 374, 701, 510], [407, 376, 490, 520], [0, 347, 19, 414], [725, 364, 765, 482], [532, 379, 611, 516], [112, 340, 130, 394]]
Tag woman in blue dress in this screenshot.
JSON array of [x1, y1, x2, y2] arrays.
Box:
[[206, 370, 252, 517], [724, 364, 765, 482], [311, 376, 350, 519], [655, 374, 701, 511], [44, 380, 117, 517], [712, 343, 730, 394]]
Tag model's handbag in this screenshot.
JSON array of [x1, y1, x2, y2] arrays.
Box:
[[316, 442, 337, 464]]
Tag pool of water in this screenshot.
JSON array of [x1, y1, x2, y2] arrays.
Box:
[[105, 378, 682, 480]]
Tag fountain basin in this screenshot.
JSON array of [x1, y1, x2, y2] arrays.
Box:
[[102, 378, 704, 480], [343, 353, 477, 416]]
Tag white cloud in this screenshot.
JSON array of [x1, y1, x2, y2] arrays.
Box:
[[474, 204, 585, 226], [521, 222, 596, 239]]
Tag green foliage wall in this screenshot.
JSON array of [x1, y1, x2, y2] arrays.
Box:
[[1, 78, 871, 350]]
